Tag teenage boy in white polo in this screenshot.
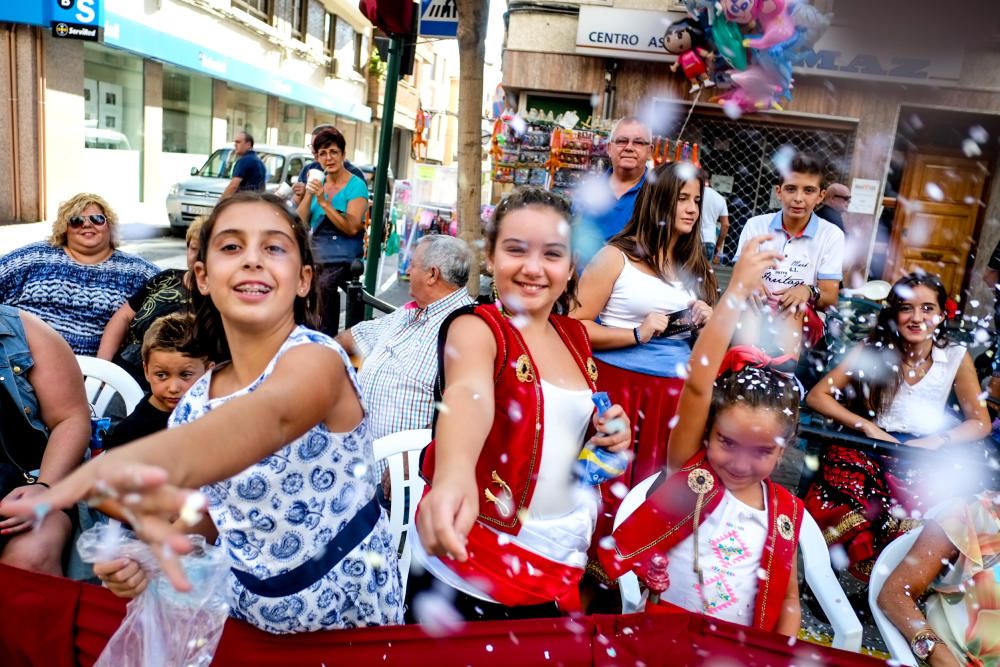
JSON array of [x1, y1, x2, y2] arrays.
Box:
[[734, 153, 845, 358]]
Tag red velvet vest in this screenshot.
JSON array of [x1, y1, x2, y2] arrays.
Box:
[[421, 303, 599, 535], [598, 451, 804, 632]]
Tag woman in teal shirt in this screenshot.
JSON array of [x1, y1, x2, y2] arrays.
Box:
[[297, 128, 369, 335]]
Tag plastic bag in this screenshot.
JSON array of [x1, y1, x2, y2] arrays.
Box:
[[76, 523, 231, 667]]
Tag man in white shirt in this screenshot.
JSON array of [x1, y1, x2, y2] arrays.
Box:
[[699, 169, 730, 265], [335, 234, 474, 440], [734, 153, 845, 358]]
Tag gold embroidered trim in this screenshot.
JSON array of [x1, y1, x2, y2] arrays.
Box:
[[615, 485, 721, 560], [515, 355, 535, 383], [823, 511, 867, 545], [586, 559, 614, 585]]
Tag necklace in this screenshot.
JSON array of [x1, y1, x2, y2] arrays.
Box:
[[901, 349, 932, 379]]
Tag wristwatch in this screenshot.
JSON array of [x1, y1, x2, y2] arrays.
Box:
[[806, 284, 820, 304], [911, 629, 944, 660]]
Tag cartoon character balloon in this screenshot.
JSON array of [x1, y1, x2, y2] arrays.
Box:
[[743, 0, 797, 50], [664, 18, 716, 93], [711, 15, 749, 70], [721, 0, 758, 25]]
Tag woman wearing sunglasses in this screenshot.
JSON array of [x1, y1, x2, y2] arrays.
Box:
[[0, 193, 158, 356]]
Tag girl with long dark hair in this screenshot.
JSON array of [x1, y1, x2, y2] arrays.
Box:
[[571, 161, 717, 563], [804, 271, 990, 580]]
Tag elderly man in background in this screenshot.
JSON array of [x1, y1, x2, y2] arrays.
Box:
[[814, 182, 850, 231], [577, 116, 653, 243], [336, 234, 474, 439]]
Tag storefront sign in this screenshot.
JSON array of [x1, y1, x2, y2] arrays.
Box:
[[101, 11, 372, 123], [52, 22, 100, 41], [51, 0, 103, 41], [848, 178, 881, 215], [576, 7, 685, 63], [799, 27, 962, 86], [576, 7, 963, 86], [0, 0, 103, 31]]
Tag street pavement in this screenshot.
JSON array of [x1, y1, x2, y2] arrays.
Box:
[[0, 219, 414, 311]]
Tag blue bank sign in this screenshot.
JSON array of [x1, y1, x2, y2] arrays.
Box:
[[0, 1, 104, 39]]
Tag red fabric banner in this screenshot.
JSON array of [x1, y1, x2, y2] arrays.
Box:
[[0, 563, 881, 667]]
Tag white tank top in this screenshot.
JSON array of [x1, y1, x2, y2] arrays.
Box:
[[877, 344, 967, 436], [599, 249, 696, 328], [528, 380, 595, 517], [411, 381, 598, 602]]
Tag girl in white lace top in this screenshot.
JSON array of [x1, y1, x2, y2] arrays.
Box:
[[803, 272, 990, 581]]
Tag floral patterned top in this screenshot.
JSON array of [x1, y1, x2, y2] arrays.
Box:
[[926, 492, 1000, 665], [169, 325, 403, 634]]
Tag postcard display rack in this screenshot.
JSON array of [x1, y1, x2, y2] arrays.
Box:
[[490, 120, 699, 197]]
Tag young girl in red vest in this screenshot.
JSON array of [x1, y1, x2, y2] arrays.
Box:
[[415, 187, 630, 619], [599, 235, 804, 635]]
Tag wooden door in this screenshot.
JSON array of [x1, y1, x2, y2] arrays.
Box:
[[885, 153, 988, 299]]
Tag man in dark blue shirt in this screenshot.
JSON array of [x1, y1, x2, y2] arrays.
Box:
[[221, 131, 266, 198]]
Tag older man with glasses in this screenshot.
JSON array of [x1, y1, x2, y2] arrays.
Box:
[[577, 116, 653, 242]]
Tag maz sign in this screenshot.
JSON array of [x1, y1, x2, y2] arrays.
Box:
[[798, 50, 934, 80]]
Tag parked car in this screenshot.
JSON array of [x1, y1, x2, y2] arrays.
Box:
[[165, 144, 312, 234]]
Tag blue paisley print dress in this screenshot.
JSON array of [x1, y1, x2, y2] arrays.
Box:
[[169, 326, 404, 633]]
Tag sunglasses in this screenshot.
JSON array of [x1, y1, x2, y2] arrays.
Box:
[[68, 214, 108, 228]]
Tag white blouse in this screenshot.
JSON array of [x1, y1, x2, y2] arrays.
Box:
[[877, 344, 966, 436], [662, 483, 769, 626]]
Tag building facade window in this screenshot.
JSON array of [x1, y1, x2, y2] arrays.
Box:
[[278, 101, 306, 147], [287, 0, 308, 39], [326, 15, 357, 77], [225, 84, 267, 143], [83, 43, 143, 151], [232, 0, 272, 23], [162, 65, 212, 154], [336, 117, 358, 159]]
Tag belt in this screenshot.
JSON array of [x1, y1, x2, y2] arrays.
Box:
[[231, 494, 381, 598]]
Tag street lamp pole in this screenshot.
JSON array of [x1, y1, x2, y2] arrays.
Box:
[[363, 34, 402, 319]]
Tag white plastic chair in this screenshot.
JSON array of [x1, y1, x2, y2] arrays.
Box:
[[613, 472, 863, 652], [64, 357, 144, 581], [867, 527, 924, 666], [372, 428, 431, 598], [75, 355, 144, 417]]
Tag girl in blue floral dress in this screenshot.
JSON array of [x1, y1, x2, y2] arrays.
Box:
[[13, 192, 403, 633]]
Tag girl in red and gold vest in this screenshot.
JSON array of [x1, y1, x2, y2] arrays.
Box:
[[599, 235, 805, 636], [414, 187, 631, 619]]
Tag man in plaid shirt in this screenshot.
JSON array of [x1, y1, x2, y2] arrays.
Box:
[[337, 234, 474, 439]]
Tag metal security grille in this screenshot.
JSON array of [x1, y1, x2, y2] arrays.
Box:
[[669, 114, 855, 260]]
